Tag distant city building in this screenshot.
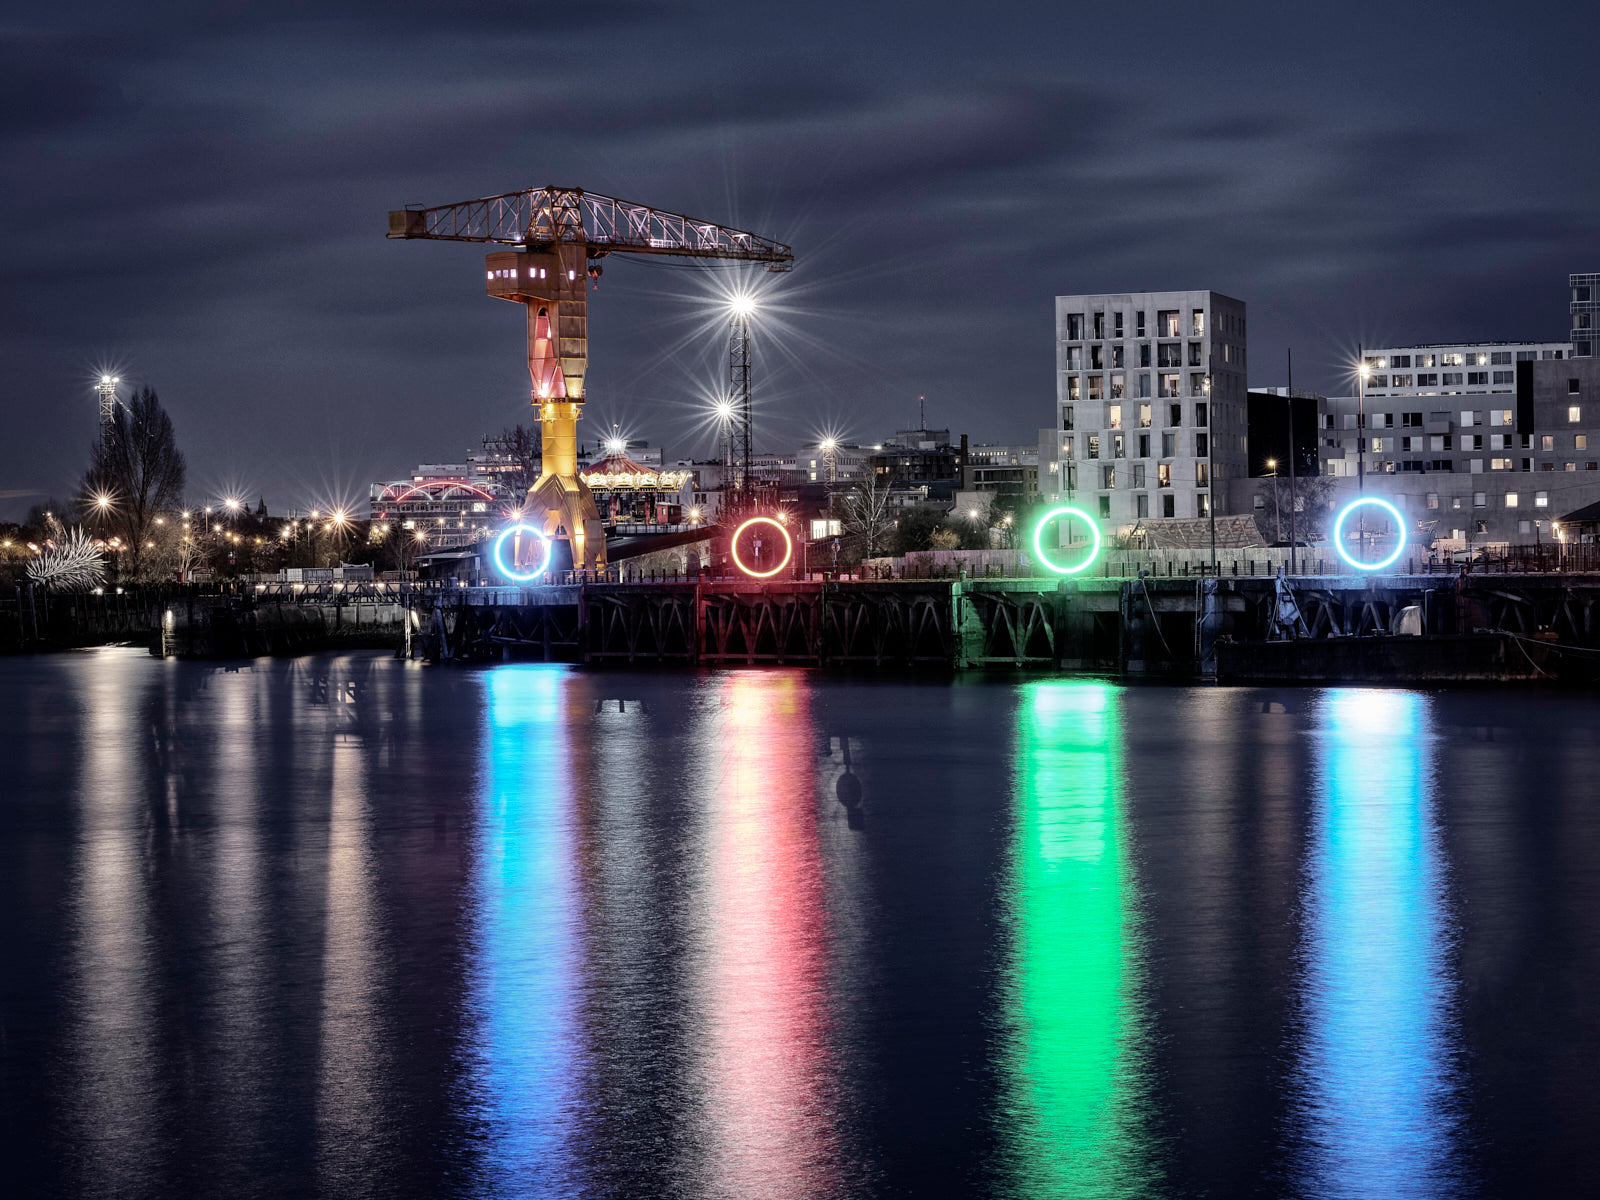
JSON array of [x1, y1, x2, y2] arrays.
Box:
[[1572, 272, 1598, 358], [1044, 289, 1249, 527], [962, 443, 1039, 496], [1245, 389, 1322, 479], [798, 440, 868, 484], [368, 470, 513, 550], [869, 431, 964, 501]]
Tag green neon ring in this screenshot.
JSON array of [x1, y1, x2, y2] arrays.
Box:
[[1032, 505, 1102, 575]]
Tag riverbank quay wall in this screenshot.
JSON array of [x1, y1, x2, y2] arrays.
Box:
[[155, 594, 408, 658], [1, 586, 162, 651], [15, 572, 1599, 682]]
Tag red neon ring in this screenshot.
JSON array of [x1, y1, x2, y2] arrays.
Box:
[[730, 516, 793, 578]]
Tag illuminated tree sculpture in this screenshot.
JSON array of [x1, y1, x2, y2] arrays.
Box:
[[26, 527, 106, 592]]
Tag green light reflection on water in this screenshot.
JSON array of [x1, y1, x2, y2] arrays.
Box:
[[996, 680, 1159, 1199]]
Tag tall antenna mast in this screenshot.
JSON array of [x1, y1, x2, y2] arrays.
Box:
[[919, 394, 925, 431]]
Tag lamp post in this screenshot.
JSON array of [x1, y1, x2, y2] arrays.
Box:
[[1204, 374, 1216, 574], [1266, 458, 1282, 543], [1357, 352, 1371, 563], [1286, 347, 1298, 575]]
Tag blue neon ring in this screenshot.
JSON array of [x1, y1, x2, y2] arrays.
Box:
[[493, 524, 552, 582], [1032, 505, 1102, 575], [1332, 497, 1407, 571]]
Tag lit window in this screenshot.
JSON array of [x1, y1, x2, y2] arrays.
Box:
[[1569, 406, 1582, 423], [1536, 491, 1549, 508], [1505, 492, 1518, 507]]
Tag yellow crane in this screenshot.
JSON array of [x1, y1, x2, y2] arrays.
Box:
[[389, 187, 792, 572]]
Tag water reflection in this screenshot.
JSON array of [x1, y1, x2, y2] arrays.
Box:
[[64, 655, 161, 1198], [689, 672, 842, 1199], [463, 666, 586, 1193], [314, 665, 395, 1194], [997, 681, 1159, 1198], [1291, 690, 1466, 1197]]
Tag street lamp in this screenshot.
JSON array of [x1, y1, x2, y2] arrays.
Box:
[[1203, 374, 1216, 574], [1356, 352, 1371, 563], [1265, 458, 1283, 544]]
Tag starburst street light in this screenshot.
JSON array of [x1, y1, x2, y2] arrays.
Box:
[[729, 294, 756, 318]]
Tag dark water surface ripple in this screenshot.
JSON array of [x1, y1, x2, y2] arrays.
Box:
[[1, 649, 1596, 1198]]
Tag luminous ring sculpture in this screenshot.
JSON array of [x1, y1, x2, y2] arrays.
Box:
[[1332, 496, 1407, 571], [1032, 505, 1102, 575], [492, 523, 553, 582], [730, 516, 793, 579]]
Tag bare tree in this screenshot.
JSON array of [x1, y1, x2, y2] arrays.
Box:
[[489, 424, 542, 500], [836, 474, 895, 558], [1252, 473, 1339, 544], [82, 386, 187, 580]]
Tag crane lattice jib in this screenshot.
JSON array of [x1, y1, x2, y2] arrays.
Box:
[[387, 187, 792, 266]]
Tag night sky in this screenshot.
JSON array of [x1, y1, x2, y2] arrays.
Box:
[[4, 0, 1595, 519]]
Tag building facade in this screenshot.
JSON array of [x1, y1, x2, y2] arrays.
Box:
[[1572, 272, 1598, 358], [1044, 289, 1249, 527], [1315, 349, 1600, 549]]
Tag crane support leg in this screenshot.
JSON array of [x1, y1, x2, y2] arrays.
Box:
[[526, 468, 603, 574], [483, 243, 606, 571]]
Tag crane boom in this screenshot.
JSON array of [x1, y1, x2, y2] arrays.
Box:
[[388, 184, 793, 575], [388, 186, 792, 267]]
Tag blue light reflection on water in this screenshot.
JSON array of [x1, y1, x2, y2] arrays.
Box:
[[463, 666, 586, 1195], [1292, 689, 1468, 1198]]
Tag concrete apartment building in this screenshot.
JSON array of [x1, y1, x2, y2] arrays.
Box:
[[1311, 333, 1600, 547], [1572, 272, 1598, 358], [1044, 289, 1249, 526]]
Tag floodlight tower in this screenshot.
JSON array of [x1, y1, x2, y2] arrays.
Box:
[[714, 400, 736, 501], [96, 375, 119, 449], [820, 437, 838, 484], [729, 296, 754, 510], [389, 187, 791, 572]]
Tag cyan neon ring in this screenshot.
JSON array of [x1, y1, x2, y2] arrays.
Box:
[[1032, 505, 1102, 575], [493, 523, 552, 582], [1332, 497, 1406, 571]]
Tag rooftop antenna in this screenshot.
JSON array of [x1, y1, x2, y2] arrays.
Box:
[[919, 394, 925, 431]]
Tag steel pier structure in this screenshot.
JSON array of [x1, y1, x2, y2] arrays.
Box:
[[398, 573, 1600, 681]]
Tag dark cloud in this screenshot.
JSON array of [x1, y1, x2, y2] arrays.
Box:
[[3, 0, 1599, 517]]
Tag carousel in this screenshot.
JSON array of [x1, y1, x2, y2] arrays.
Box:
[[579, 452, 694, 531]]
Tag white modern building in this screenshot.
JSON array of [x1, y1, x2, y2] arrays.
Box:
[[1312, 334, 1600, 549], [1043, 289, 1249, 527]]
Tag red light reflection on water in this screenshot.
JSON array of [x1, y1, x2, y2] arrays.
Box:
[[690, 672, 841, 1199]]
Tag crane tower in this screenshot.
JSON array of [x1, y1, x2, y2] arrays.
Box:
[[388, 187, 792, 572]]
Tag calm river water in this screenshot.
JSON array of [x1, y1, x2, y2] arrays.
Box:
[[2, 649, 1597, 1198]]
